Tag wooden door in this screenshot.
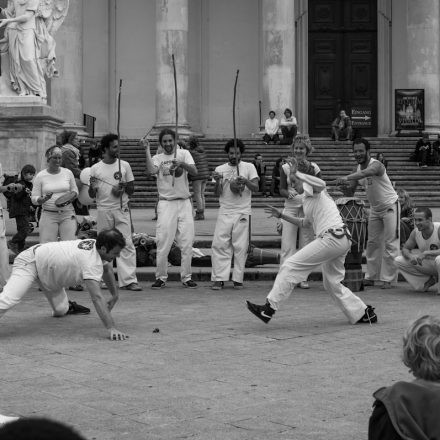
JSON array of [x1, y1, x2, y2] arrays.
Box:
[[308, 0, 377, 137]]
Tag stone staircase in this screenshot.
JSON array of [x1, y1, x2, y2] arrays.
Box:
[[89, 137, 440, 208]]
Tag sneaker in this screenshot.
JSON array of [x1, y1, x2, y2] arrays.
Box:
[[299, 281, 310, 289], [233, 281, 244, 290], [121, 282, 142, 291], [423, 275, 438, 292], [100, 281, 108, 290], [151, 279, 166, 289], [381, 281, 392, 289], [211, 281, 224, 290], [246, 300, 275, 324], [357, 305, 377, 324], [68, 284, 84, 291], [363, 279, 374, 287], [66, 301, 90, 315], [182, 279, 197, 288]]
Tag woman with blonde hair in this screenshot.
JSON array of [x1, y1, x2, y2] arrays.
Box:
[[279, 134, 320, 288], [369, 315, 440, 439]]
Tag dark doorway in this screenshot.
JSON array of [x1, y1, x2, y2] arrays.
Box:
[[308, 0, 377, 137]]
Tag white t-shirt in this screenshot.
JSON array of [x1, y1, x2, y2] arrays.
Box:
[[152, 149, 195, 200], [302, 191, 345, 237], [357, 158, 398, 212], [282, 162, 321, 208], [215, 161, 259, 215], [34, 239, 104, 291], [90, 160, 134, 210], [31, 168, 78, 211], [265, 118, 279, 135]]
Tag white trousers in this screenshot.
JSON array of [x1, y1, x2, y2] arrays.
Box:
[[395, 255, 440, 293], [97, 208, 138, 287], [0, 209, 9, 287], [0, 247, 69, 317], [365, 204, 400, 283], [267, 233, 367, 324], [39, 209, 77, 243], [211, 213, 249, 283], [156, 199, 194, 282], [280, 205, 314, 264]]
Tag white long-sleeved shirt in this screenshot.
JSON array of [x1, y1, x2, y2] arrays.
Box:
[[265, 117, 279, 135]]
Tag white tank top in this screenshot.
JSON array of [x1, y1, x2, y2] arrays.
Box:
[[415, 222, 440, 252], [357, 158, 397, 211], [302, 191, 345, 237]]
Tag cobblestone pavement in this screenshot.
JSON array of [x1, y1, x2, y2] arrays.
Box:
[[1, 280, 436, 439]]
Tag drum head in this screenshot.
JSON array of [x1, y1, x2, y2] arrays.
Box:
[[55, 191, 77, 207], [80, 167, 91, 185]]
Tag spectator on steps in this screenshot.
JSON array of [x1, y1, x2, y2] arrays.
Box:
[[376, 152, 388, 170], [280, 108, 298, 145], [263, 111, 280, 145], [432, 134, 440, 166], [88, 140, 103, 167], [252, 153, 268, 196], [270, 157, 284, 197], [411, 133, 431, 168], [397, 188, 414, 246], [331, 110, 352, 142]]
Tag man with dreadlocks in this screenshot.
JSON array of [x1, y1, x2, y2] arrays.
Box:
[[246, 158, 377, 325]]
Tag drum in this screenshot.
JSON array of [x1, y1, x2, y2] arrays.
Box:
[[54, 191, 77, 207], [335, 197, 368, 291], [80, 167, 91, 185]]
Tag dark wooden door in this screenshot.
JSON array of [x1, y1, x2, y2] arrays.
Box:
[[308, 0, 377, 136]]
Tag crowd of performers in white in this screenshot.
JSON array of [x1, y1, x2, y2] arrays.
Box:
[[0, 131, 439, 341]]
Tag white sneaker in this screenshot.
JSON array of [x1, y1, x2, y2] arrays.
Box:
[[299, 281, 310, 289], [0, 414, 19, 425]]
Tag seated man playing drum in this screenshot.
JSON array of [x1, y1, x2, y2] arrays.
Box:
[[395, 207, 440, 294], [246, 158, 377, 326], [0, 229, 128, 341]]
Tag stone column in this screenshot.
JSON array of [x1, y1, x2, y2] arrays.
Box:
[[407, 0, 440, 132], [50, 0, 85, 131], [261, 0, 296, 126], [153, 0, 191, 136]]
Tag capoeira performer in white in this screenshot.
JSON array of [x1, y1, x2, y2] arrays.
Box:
[[0, 229, 128, 340], [210, 139, 259, 290], [0, 163, 10, 290], [89, 134, 142, 291], [246, 158, 377, 324], [395, 207, 440, 294], [336, 138, 399, 289], [143, 129, 198, 289]]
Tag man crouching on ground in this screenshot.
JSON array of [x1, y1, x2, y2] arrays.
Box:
[[0, 229, 128, 341]]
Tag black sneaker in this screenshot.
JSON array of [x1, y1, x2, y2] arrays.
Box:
[[246, 300, 275, 324], [357, 305, 377, 324], [233, 281, 243, 290], [69, 285, 84, 291], [182, 279, 197, 288], [151, 279, 166, 289], [66, 301, 90, 315]]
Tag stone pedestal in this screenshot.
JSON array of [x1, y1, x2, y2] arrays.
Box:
[[0, 105, 64, 174]]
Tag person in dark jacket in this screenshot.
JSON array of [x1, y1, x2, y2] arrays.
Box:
[[252, 153, 268, 196], [270, 157, 284, 196], [88, 139, 102, 167], [188, 136, 209, 220], [7, 164, 36, 254], [368, 315, 440, 440]]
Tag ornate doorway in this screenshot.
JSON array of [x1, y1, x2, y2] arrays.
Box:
[[308, 0, 377, 137]]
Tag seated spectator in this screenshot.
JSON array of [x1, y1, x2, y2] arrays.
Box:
[[368, 315, 440, 440], [432, 134, 440, 166], [331, 110, 352, 141], [411, 133, 431, 167], [394, 207, 440, 293], [376, 152, 388, 170], [279, 108, 297, 145], [397, 188, 415, 246], [270, 157, 284, 196], [252, 153, 268, 196], [263, 111, 280, 144]]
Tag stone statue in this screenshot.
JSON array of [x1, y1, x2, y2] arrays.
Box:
[[0, 0, 69, 99]]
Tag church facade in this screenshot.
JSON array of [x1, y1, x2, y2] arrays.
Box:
[[34, 0, 440, 138]]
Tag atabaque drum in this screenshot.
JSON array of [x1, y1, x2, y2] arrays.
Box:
[[335, 197, 368, 292]]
